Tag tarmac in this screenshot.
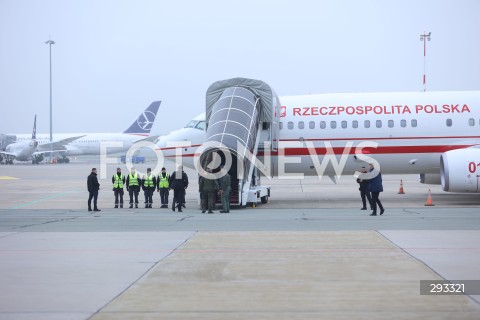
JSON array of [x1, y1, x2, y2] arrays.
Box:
[[0, 159, 480, 319]]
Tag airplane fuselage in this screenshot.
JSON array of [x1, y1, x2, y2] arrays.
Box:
[[13, 133, 147, 156], [157, 90, 480, 192]]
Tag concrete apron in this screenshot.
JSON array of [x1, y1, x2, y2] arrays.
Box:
[[91, 231, 480, 320]]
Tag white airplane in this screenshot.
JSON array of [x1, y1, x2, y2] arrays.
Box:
[[0, 115, 49, 164], [156, 78, 480, 206], [11, 101, 161, 163]]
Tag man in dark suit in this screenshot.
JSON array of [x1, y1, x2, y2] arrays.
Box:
[[356, 166, 372, 211], [87, 168, 100, 212], [367, 164, 385, 216], [169, 166, 189, 212]]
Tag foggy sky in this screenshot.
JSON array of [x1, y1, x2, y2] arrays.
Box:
[[1, 0, 479, 135]]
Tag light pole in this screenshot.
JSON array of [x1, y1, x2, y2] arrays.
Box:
[[419, 32, 431, 92], [45, 39, 55, 142]]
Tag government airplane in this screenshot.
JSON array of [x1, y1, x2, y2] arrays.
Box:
[[155, 78, 480, 203], [11, 101, 161, 163]]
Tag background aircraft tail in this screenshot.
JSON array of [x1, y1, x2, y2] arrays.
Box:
[[123, 101, 161, 134], [32, 115, 37, 140]]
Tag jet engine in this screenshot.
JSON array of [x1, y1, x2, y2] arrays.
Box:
[[440, 148, 480, 193]]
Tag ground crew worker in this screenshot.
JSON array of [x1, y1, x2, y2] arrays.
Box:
[[126, 167, 141, 208], [218, 166, 231, 213], [87, 168, 100, 212], [112, 167, 125, 208], [157, 167, 170, 208], [199, 172, 219, 214], [169, 165, 188, 212], [356, 166, 372, 211], [142, 168, 156, 208]]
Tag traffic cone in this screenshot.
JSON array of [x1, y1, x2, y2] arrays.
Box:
[[424, 189, 435, 206], [398, 180, 405, 194]]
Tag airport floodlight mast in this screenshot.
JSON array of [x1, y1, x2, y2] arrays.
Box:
[[45, 38, 55, 143], [420, 31, 431, 92]]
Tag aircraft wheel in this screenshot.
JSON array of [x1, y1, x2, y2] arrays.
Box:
[[64, 158, 70, 163], [261, 195, 268, 204]]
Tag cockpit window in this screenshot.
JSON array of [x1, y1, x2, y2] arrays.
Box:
[[185, 120, 198, 128], [185, 120, 206, 130], [196, 121, 206, 130]]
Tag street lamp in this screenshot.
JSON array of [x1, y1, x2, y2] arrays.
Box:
[[45, 39, 55, 142], [419, 32, 431, 92]]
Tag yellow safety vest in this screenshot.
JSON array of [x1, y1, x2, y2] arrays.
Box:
[[144, 175, 154, 187], [113, 174, 124, 189], [128, 173, 139, 186], [158, 173, 170, 188]]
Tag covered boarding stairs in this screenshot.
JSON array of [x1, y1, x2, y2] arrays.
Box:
[[200, 78, 281, 207]]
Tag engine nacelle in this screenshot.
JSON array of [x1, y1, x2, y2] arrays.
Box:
[[440, 149, 480, 193], [419, 173, 441, 185]]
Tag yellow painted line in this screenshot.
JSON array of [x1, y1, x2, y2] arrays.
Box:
[[0, 176, 19, 180]]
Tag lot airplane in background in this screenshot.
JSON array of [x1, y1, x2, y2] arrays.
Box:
[[11, 101, 161, 163], [0, 115, 64, 164], [155, 78, 480, 207]]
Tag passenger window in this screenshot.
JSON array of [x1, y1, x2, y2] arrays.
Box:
[[287, 121, 294, 129], [469, 118, 475, 126], [279, 122, 283, 130], [411, 119, 417, 127], [330, 121, 337, 129], [388, 120, 394, 128], [320, 121, 326, 129], [400, 119, 406, 127], [376, 120, 382, 128], [352, 120, 358, 128], [309, 121, 315, 129], [298, 121, 305, 129], [364, 120, 370, 128], [341, 120, 347, 128], [446, 119, 452, 127]]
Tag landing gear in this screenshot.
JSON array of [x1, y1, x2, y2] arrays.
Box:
[[56, 156, 70, 164]]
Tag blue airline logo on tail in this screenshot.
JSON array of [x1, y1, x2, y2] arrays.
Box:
[[124, 101, 161, 134]]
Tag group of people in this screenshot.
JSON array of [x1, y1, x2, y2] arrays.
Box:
[[198, 165, 231, 214], [87, 165, 232, 214], [356, 164, 385, 216], [88, 163, 385, 215]]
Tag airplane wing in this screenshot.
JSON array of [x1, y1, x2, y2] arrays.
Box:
[[0, 151, 16, 157], [134, 135, 160, 143], [37, 135, 85, 152]]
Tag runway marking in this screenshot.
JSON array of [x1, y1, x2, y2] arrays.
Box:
[[0, 176, 18, 180], [11, 191, 75, 209]]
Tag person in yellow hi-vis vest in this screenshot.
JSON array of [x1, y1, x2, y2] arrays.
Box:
[[142, 168, 157, 208], [112, 167, 125, 208], [126, 167, 141, 208], [157, 167, 170, 208]]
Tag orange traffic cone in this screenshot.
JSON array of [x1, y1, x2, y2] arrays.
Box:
[[424, 189, 435, 206], [398, 180, 405, 194]]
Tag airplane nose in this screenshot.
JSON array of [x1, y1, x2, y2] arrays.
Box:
[[156, 138, 167, 149]]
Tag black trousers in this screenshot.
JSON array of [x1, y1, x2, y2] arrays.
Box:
[[114, 189, 124, 206], [88, 191, 98, 209], [128, 186, 139, 204], [172, 188, 185, 209], [360, 190, 372, 209], [201, 191, 215, 211], [371, 192, 384, 213], [159, 188, 169, 205], [144, 188, 154, 205]]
